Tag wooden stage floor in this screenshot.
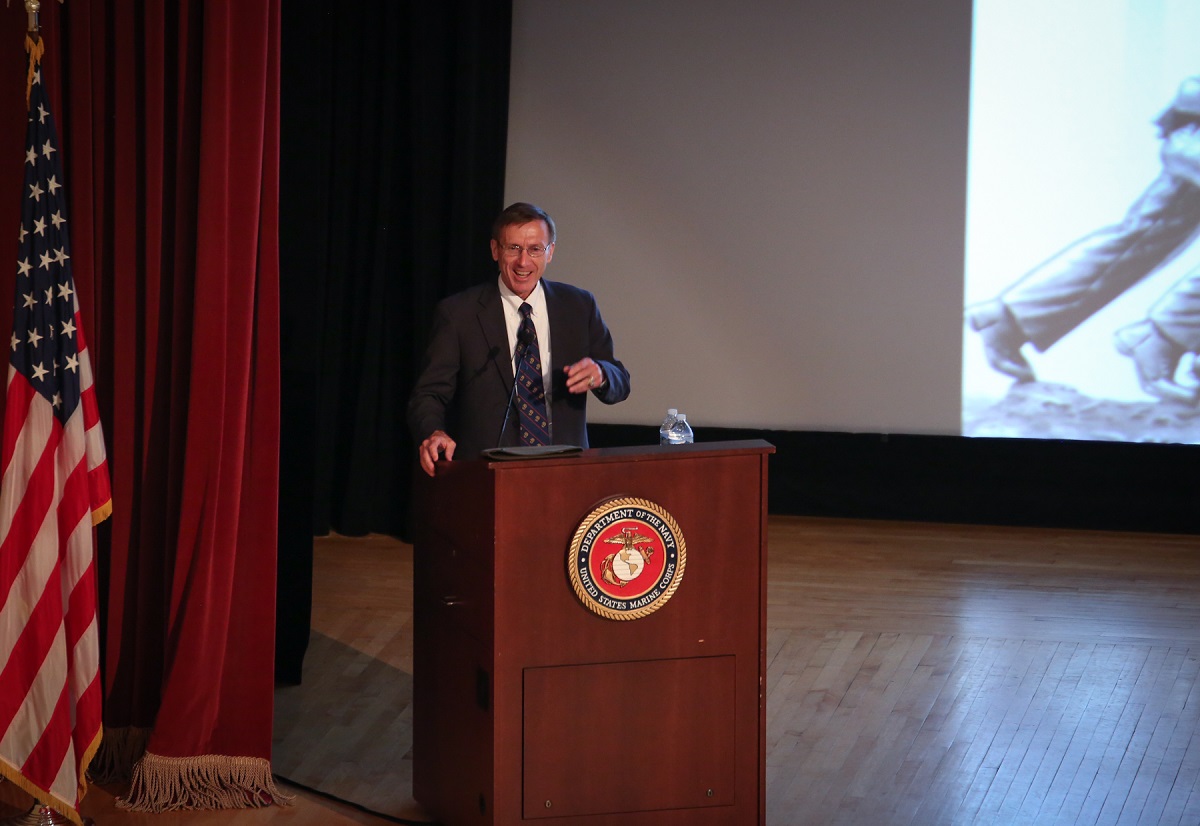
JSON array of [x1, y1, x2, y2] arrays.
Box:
[[2, 515, 1198, 825]]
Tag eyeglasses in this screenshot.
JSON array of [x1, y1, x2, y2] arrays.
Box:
[[500, 243, 551, 259]]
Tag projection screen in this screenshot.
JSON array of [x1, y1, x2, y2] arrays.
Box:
[[506, 0, 1200, 444]]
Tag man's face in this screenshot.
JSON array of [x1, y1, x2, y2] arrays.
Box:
[[491, 220, 555, 300]]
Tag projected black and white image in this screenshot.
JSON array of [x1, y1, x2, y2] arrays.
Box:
[[963, 1, 1200, 443]]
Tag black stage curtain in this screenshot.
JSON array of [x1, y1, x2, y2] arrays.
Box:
[[276, 2, 512, 683]]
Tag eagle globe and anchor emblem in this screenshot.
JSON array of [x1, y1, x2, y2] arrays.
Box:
[[567, 497, 687, 620]]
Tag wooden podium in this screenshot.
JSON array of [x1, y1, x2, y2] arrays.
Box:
[[412, 440, 774, 826]]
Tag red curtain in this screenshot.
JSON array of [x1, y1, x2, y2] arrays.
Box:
[[0, 0, 283, 811]]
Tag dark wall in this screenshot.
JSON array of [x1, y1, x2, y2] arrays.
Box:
[[590, 425, 1200, 535]]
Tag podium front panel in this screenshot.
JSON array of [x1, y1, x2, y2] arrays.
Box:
[[415, 441, 772, 826], [522, 655, 736, 818]]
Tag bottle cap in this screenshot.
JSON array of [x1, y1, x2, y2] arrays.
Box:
[[677, 413, 687, 422], [667, 408, 677, 416]]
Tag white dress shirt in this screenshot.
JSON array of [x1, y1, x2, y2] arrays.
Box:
[[498, 277, 553, 406]]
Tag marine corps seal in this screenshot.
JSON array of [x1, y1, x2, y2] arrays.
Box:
[[567, 497, 686, 620]]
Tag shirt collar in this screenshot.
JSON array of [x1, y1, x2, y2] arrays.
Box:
[[498, 277, 547, 317]]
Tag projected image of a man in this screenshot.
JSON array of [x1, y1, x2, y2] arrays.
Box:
[[968, 75, 1200, 405]]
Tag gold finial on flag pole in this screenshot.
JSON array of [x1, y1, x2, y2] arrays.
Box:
[[20, 0, 68, 33], [23, 1, 43, 108], [23, 0, 39, 33]]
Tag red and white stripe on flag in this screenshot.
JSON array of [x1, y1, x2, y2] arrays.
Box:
[[0, 38, 112, 825]]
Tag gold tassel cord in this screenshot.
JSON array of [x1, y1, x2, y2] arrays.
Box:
[[24, 33, 42, 109]]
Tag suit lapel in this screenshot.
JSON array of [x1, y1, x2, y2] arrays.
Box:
[[544, 279, 578, 405], [475, 284, 511, 388], [543, 279, 565, 377]]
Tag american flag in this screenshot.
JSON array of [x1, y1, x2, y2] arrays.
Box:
[[0, 40, 112, 824]]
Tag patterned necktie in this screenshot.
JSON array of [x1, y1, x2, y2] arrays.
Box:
[[516, 303, 550, 445]]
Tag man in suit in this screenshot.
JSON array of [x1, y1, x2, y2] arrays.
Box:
[[408, 202, 631, 476]]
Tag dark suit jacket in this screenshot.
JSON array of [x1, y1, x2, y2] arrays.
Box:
[[407, 278, 631, 460]]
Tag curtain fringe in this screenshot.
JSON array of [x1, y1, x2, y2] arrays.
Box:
[[115, 752, 293, 812], [87, 726, 150, 785]]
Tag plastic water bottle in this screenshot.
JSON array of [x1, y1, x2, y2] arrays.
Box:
[[672, 413, 694, 444], [659, 408, 679, 445]]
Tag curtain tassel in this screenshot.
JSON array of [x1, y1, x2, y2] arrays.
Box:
[[86, 727, 149, 785], [116, 753, 293, 813]]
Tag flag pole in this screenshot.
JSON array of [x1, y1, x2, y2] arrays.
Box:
[[5, 0, 46, 809], [5, 10, 94, 826]]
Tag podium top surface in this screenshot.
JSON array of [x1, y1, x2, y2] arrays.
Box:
[[435, 439, 775, 478]]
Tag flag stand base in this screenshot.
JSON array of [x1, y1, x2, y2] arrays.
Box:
[[0, 805, 92, 826], [33, 807, 68, 826]]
